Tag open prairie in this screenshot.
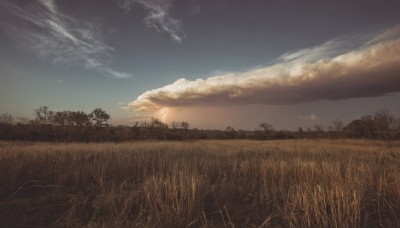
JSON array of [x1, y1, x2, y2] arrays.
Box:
[[1, 140, 400, 227]]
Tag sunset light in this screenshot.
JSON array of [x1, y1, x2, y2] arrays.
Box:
[[1, 1, 400, 226]]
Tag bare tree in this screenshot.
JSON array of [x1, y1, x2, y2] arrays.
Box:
[[360, 115, 376, 139], [51, 112, 62, 141], [34, 106, 53, 125], [181, 121, 190, 130], [150, 118, 168, 129], [332, 119, 344, 132], [373, 109, 400, 141], [171, 121, 180, 130], [32, 106, 54, 140], [0, 112, 14, 139], [259, 122, 274, 139], [259, 122, 274, 132], [15, 116, 29, 125], [0, 112, 14, 125], [314, 124, 324, 132], [225, 126, 236, 139]]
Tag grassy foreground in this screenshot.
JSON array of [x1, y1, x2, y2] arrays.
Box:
[[0, 140, 400, 227]]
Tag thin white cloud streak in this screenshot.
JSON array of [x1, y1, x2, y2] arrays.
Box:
[[0, 0, 132, 78], [119, 0, 184, 43], [39, 0, 56, 14], [128, 26, 400, 112]]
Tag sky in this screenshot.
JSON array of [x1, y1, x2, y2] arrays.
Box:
[[1, 0, 400, 130]]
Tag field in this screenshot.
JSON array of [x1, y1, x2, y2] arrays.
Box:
[[1, 140, 400, 227]]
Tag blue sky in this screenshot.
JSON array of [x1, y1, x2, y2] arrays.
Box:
[[1, 0, 400, 130]]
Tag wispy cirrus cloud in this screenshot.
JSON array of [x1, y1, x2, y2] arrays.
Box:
[[128, 26, 400, 112], [119, 0, 184, 43], [0, 0, 132, 78]]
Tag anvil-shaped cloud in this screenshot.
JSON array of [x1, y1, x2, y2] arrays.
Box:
[[128, 26, 400, 113]]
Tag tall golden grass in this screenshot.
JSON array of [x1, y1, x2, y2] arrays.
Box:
[[0, 140, 399, 227]]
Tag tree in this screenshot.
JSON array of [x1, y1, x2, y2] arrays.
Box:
[[314, 124, 324, 132], [15, 116, 29, 125], [373, 109, 400, 140], [225, 126, 236, 139], [259, 122, 273, 131], [0, 112, 13, 125], [345, 119, 367, 138], [51, 111, 67, 141], [71, 111, 91, 127], [33, 106, 53, 125], [332, 119, 344, 132], [89, 108, 110, 142], [314, 124, 325, 138], [52, 111, 68, 126], [259, 122, 274, 139], [150, 118, 168, 129], [90, 108, 110, 127], [171, 121, 180, 130], [0, 112, 14, 139], [360, 115, 376, 139], [297, 127, 304, 138], [181, 121, 190, 130], [51, 111, 90, 141], [33, 106, 54, 140]]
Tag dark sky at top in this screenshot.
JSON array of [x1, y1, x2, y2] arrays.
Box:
[[1, 0, 400, 129]]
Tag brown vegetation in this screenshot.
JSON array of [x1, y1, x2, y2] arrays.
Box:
[[1, 140, 400, 227], [1, 107, 400, 142]]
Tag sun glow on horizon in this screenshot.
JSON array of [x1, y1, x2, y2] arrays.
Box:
[[158, 108, 170, 123]]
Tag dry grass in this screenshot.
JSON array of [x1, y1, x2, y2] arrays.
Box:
[[0, 139, 400, 227]]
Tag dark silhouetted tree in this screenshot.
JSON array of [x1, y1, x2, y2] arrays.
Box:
[[225, 126, 236, 139], [373, 109, 400, 140], [0, 112, 13, 125], [345, 119, 367, 138], [0, 112, 14, 139], [171, 121, 180, 130], [33, 106, 54, 140], [71, 111, 91, 127], [259, 122, 274, 139], [360, 115, 376, 139], [150, 118, 168, 129], [52, 111, 68, 126], [34, 106, 53, 125], [90, 108, 110, 142], [181, 121, 190, 130], [332, 119, 344, 133], [90, 108, 110, 127]]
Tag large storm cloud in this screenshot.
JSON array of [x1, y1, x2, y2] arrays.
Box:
[[128, 26, 400, 112]]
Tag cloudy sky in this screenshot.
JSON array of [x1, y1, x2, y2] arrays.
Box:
[[1, 0, 400, 130]]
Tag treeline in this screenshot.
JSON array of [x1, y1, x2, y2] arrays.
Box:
[[0, 106, 110, 142], [0, 107, 400, 142]]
